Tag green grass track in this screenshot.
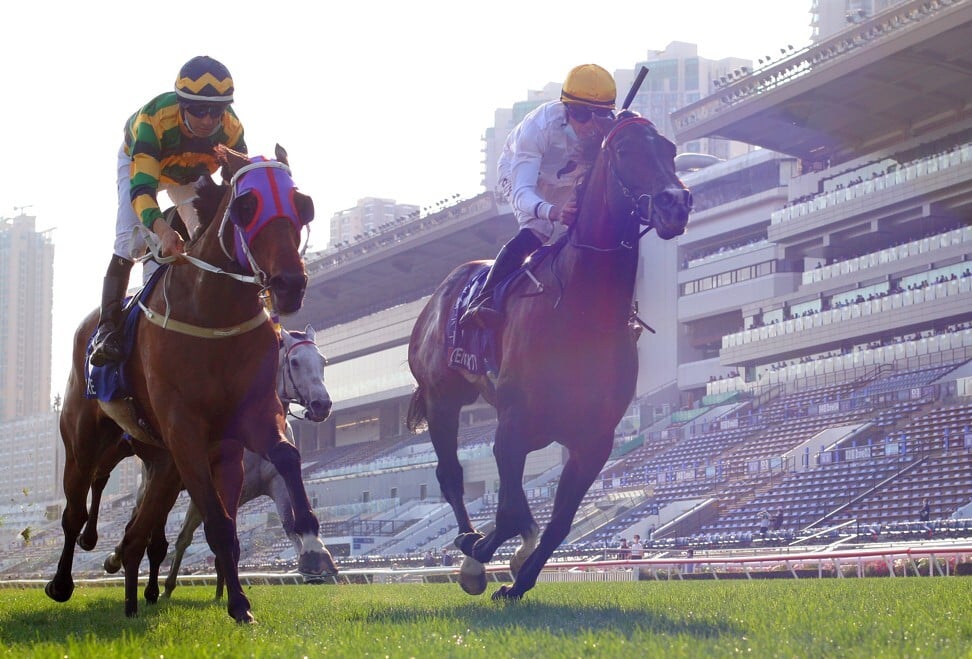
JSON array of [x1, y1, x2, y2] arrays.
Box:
[[1, 579, 969, 658]]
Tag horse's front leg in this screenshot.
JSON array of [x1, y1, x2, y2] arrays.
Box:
[[462, 421, 534, 564], [492, 438, 611, 601], [265, 437, 332, 579], [169, 434, 253, 623], [455, 416, 536, 596], [207, 438, 251, 621], [266, 471, 336, 582]]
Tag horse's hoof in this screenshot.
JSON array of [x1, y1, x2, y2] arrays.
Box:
[[455, 532, 485, 556], [45, 579, 73, 603], [125, 605, 139, 618], [297, 537, 338, 577], [104, 553, 121, 574], [234, 611, 256, 624], [491, 585, 523, 602], [144, 589, 159, 605], [77, 533, 97, 552], [458, 556, 487, 596]]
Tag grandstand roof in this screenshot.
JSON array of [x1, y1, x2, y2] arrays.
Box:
[[289, 196, 514, 331], [672, 0, 972, 165]]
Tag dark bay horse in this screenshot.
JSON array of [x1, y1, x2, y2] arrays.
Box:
[[407, 115, 691, 600], [48, 145, 322, 623]]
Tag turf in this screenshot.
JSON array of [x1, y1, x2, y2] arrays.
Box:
[[0, 579, 969, 658]]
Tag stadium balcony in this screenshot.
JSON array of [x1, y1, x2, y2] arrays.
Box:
[[771, 143, 972, 228]]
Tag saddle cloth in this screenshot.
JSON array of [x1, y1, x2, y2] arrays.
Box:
[[447, 266, 499, 377], [446, 244, 556, 378], [84, 266, 167, 402]]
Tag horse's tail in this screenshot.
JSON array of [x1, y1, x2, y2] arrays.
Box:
[[405, 385, 428, 433]]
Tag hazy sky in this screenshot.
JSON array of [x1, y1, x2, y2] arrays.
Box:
[[0, 1, 811, 399]]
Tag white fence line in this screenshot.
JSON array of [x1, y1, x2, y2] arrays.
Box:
[[3, 544, 969, 590]]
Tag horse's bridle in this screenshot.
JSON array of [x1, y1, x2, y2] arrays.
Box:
[[606, 118, 692, 244], [279, 338, 326, 419], [568, 117, 671, 253]]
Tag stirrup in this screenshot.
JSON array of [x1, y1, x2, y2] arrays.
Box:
[[89, 330, 124, 367]]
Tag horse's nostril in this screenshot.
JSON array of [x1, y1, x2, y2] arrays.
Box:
[[271, 273, 307, 293], [311, 400, 332, 419], [656, 192, 677, 210]]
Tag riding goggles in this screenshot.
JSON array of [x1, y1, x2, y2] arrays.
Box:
[[182, 103, 227, 119], [566, 103, 614, 123]]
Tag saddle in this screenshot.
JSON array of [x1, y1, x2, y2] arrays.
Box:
[[84, 266, 167, 402], [447, 244, 556, 378]]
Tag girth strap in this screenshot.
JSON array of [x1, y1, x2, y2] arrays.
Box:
[[138, 302, 269, 338]]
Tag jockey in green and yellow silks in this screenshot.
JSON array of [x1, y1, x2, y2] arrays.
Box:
[[90, 56, 247, 367]]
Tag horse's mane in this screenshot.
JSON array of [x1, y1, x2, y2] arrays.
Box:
[[189, 145, 249, 232], [193, 176, 228, 231]]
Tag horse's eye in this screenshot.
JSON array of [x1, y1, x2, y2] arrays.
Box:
[[290, 358, 300, 369]]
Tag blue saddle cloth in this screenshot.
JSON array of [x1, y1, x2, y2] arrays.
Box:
[[447, 266, 498, 377], [84, 267, 167, 402], [446, 244, 555, 378]]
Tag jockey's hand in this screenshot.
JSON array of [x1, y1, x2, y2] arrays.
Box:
[[152, 219, 186, 258], [553, 199, 578, 227]]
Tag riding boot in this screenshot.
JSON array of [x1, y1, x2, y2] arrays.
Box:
[[459, 230, 540, 329], [89, 257, 134, 367]]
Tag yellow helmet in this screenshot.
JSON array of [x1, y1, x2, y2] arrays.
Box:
[[561, 64, 616, 109]]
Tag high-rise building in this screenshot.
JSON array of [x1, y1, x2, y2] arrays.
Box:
[[0, 211, 54, 421]]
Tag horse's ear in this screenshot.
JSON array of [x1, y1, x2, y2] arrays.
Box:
[[216, 144, 232, 167], [275, 144, 289, 165], [216, 144, 249, 179], [304, 324, 315, 341], [294, 191, 315, 224]]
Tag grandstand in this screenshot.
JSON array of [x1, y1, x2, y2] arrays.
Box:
[[4, 0, 972, 580]]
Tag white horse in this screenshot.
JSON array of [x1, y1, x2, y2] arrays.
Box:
[[103, 325, 336, 597]]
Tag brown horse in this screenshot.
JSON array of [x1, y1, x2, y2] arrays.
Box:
[[407, 115, 691, 600], [47, 145, 322, 623]]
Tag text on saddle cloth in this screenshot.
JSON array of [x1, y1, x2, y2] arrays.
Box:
[[445, 246, 552, 377]]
